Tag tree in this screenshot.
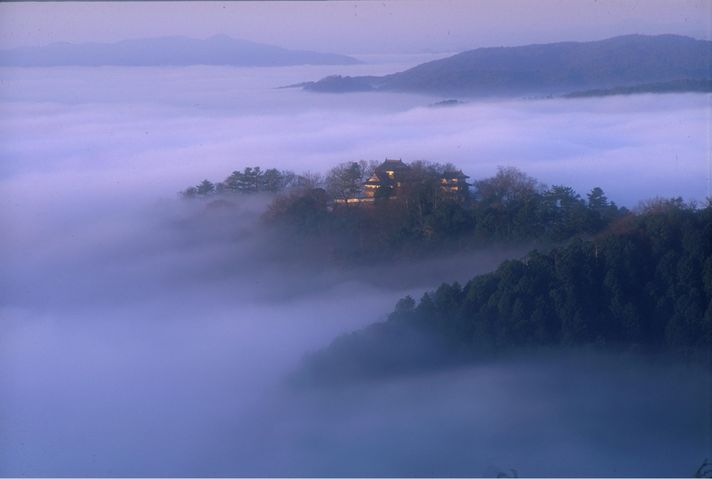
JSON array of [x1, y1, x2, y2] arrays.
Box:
[[181, 186, 197, 198], [196, 179, 215, 195], [261, 168, 286, 192], [325, 161, 366, 202], [474, 166, 543, 206], [224, 167, 264, 193], [587, 187, 609, 211], [544, 185, 588, 240], [473, 167, 546, 240], [294, 171, 323, 190], [265, 187, 329, 233], [395, 296, 416, 313]]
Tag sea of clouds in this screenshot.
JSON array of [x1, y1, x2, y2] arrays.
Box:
[[0, 61, 710, 476]]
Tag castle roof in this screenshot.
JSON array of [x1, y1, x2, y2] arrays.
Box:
[[375, 158, 410, 173], [442, 169, 470, 179]]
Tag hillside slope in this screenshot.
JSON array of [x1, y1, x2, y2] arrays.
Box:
[[304, 34, 712, 96]]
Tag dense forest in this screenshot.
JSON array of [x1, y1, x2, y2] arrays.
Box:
[[182, 161, 626, 262], [298, 200, 712, 384]]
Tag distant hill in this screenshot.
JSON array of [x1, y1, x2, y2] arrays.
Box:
[[0, 34, 360, 67], [563, 79, 712, 98], [303, 34, 712, 97]]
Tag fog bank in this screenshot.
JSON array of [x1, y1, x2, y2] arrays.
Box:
[[1, 64, 710, 476], [1, 65, 709, 209]]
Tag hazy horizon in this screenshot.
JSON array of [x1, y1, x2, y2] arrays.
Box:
[[0, 1, 710, 54]]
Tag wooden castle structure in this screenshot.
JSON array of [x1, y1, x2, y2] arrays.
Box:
[[337, 158, 469, 204]]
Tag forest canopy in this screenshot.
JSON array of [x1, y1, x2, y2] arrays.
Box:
[[298, 200, 712, 384], [182, 160, 629, 261]]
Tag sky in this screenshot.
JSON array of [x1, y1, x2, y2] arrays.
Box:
[[0, 0, 710, 54]]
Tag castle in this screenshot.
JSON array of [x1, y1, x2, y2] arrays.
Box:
[[337, 159, 469, 204]]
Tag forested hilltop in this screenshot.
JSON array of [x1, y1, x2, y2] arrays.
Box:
[[180, 162, 711, 382], [182, 160, 626, 262], [298, 200, 712, 385]]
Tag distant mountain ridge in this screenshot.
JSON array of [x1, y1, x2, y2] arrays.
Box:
[[303, 34, 712, 97], [0, 34, 360, 67]]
